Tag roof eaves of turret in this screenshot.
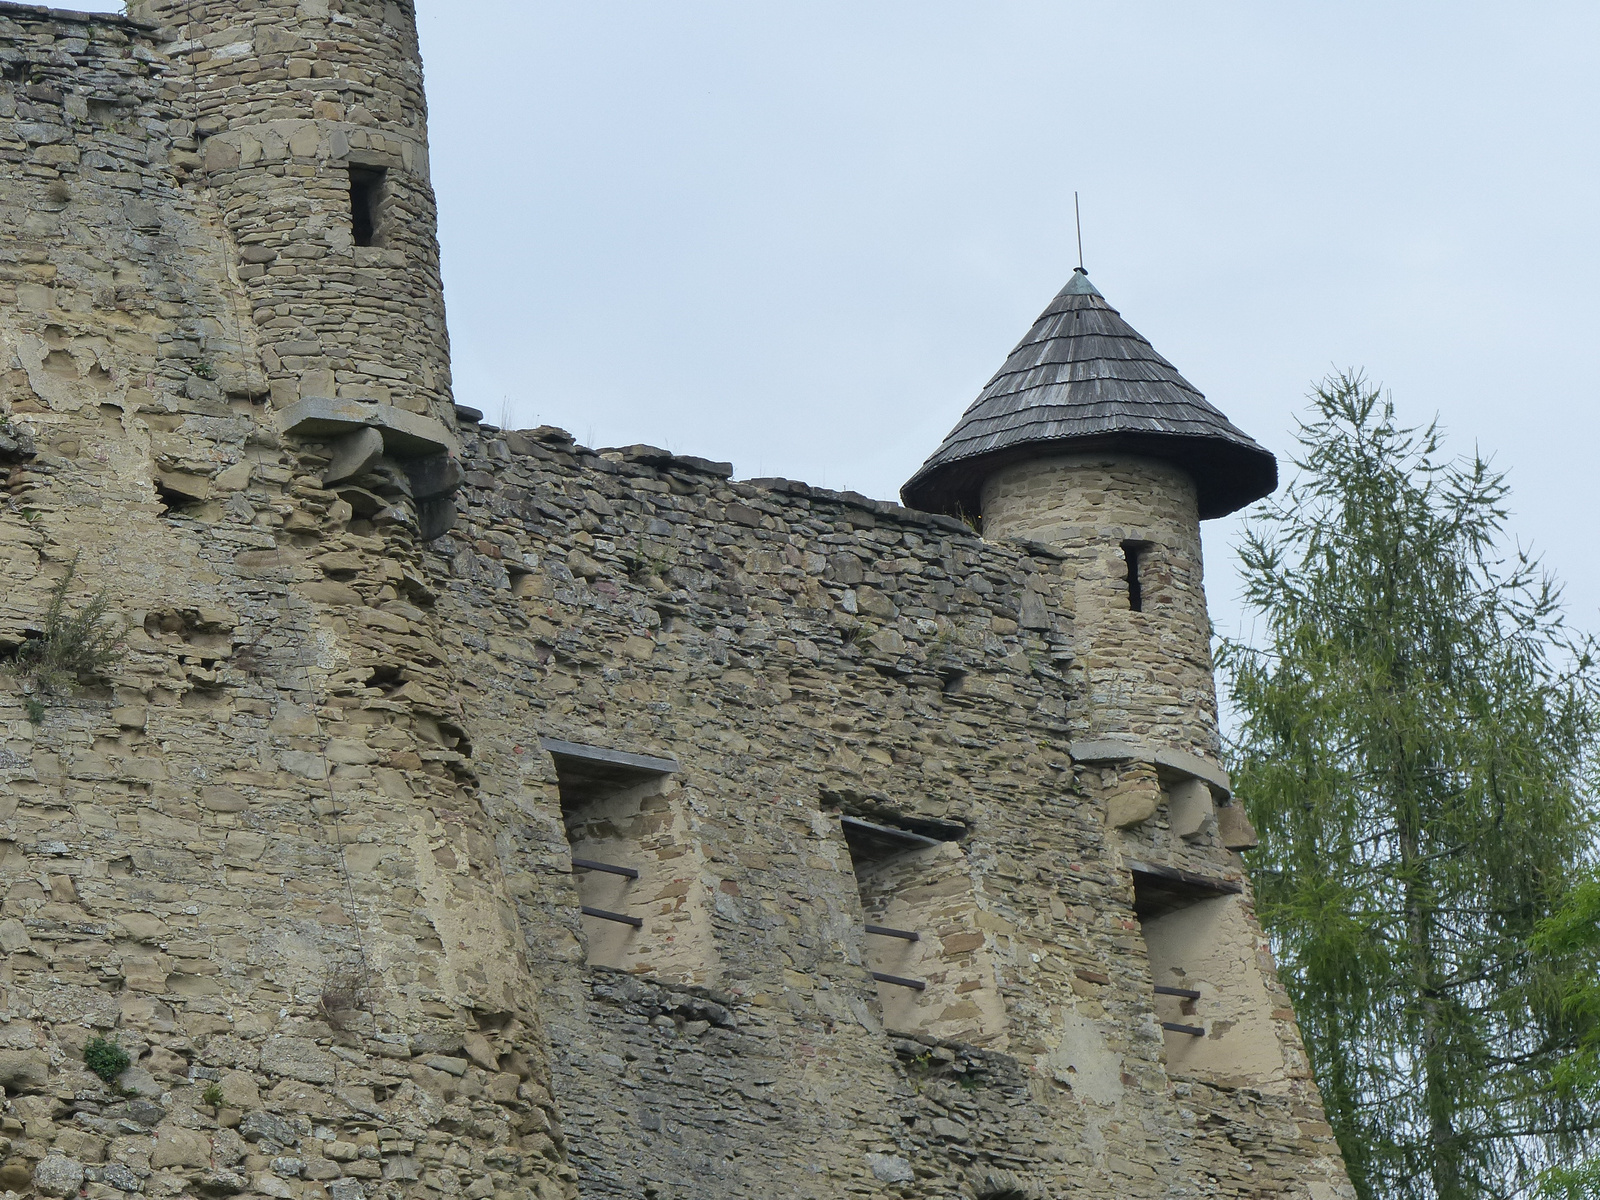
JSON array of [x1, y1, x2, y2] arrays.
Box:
[[900, 270, 1276, 521]]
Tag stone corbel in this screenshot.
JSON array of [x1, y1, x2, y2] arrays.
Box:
[[277, 398, 463, 540], [1073, 737, 1257, 849], [1070, 738, 1232, 796]]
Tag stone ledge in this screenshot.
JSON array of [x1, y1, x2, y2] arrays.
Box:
[[741, 475, 976, 536], [600, 444, 734, 479], [0, 1, 158, 30], [277, 397, 461, 458], [1069, 738, 1232, 797], [487, 426, 1010, 544]]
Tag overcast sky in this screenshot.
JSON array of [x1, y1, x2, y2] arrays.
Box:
[[88, 1, 1600, 645]]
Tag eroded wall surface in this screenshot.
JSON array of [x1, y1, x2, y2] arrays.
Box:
[[1, 9, 571, 1199]]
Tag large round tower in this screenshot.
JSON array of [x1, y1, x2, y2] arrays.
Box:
[[128, 0, 454, 428], [902, 268, 1277, 765]]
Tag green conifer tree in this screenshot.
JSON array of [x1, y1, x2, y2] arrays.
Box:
[[1218, 372, 1600, 1200], [1531, 874, 1600, 1198]]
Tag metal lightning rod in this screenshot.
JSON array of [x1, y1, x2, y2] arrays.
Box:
[[1074, 191, 1085, 272]]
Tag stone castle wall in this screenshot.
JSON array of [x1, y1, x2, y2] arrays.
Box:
[[1, 9, 570, 1199], [0, 4, 1355, 1200], [416, 423, 1353, 1200]]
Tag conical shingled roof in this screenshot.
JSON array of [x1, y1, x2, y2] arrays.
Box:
[[900, 269, 1277, 520]]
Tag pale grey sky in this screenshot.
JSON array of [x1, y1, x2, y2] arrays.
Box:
[[87, 1, 1600, 644]]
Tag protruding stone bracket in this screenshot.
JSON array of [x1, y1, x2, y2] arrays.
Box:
[[278, 398, 463, 540], [278, 397, 462, 457], [1069, 738, 1232, 798], [1074, 738, 1259, 847], [321, 427, 384, 487]]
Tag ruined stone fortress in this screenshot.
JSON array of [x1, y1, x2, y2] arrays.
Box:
[[0, 2, 1358, 1198]]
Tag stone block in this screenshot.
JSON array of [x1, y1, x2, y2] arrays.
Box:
[[461, 1032, 499, 1072], [215, 461, 253, 491], [100, 1161, 142, 1192], [195, 1171, 249, 1195], [157, 470, 212, 501], [150, 1127, 211, 1169], [33, 1154, 85, 1197], [867, 627, 906, 656], [0, 1049, 48, 1092], [259, 1038, 337, 1084], [402, 451, 463, 499], [111, 705, 148, 729], [1106, 768, 1161, 829], [1169, 778, 1216, 842], [239, 1111, 299, 1147], [423, 1055, 468, 1077], [325, 738, 377, 765], [0, 919, 33, 954], [217, 1070, 259, 1109], [865, 1153, 914, 1183], [1018, 588, 1052, 629], [1217, 802, 1260, 850], [854, 585, 897, 620], [320, 427, 384, 487], [119, 1066, 161, 1097]]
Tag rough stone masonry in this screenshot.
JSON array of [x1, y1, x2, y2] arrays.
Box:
[[0, 2, 1357, 1199]]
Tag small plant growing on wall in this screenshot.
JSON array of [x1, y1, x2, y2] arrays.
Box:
[[201, 1082, 225, 1109], [317, 959, 379, 1032], [83, 1035, 131, 1085], [10, 553, 125, 719], [839, 621, 876, 650]]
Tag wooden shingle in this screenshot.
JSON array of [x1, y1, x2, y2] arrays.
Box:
[[901, 270, 1277, 520]]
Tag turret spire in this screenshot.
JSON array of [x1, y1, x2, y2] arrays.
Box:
[[901, 275, 1276, 519]]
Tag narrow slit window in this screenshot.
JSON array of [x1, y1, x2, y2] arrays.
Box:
[[349, 166, 387, 247], [1122, 540, 1147, 612]]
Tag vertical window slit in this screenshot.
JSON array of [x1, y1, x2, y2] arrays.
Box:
[[349, 166, 387, 247], [1122, 540, 1146, 612]]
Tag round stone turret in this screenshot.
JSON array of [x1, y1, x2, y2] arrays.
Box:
[[902, 269, 1277, 759], [128, 0, 454, 426]]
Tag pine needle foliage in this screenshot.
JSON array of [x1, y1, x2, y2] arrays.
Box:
[[11, 554, 124, 697], [1218, 373, 1600, 1200], [1530, 875, 1600, 1197]]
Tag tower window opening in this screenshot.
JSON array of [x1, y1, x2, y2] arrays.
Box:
[[1130, 861, 1285, 1085], [838, 813, 1006, 1044], [544, 738, 683, 972], [349, 166, 387, 247], [1122, 540, 1149, 612]]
